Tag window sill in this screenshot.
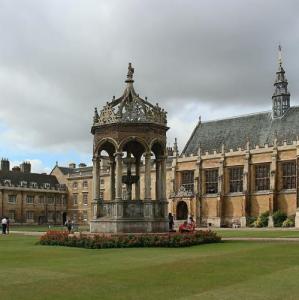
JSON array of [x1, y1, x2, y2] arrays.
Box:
[[225, 192, 245, 197], [202, 193, 219, 198], [251, 191, 271, 195], [278, 189, 296, 194]]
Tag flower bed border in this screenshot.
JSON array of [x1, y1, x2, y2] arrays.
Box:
[[39, 230, 221, 249]]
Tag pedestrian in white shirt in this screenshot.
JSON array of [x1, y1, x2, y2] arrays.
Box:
[[1, 217, 7, 234]]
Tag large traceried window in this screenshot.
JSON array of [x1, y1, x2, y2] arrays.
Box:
[[255, 164, 270, 191], [282, 161, 296, 189], [181, 171, 194, 193], [205, 169, 218, 194], [229, 167, 243, 193]]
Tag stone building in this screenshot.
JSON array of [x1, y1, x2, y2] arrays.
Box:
[[52, 48, 299, 228], [0, 159, 67, 224], [3, 47, 299, 228], [169, 46, 299, 227]]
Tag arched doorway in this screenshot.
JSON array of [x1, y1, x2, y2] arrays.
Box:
[[176, 201, 188, 220], [62, 212, 67, 225]]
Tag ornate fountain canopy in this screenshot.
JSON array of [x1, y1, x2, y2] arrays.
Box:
[[93, 63, 167, 127]]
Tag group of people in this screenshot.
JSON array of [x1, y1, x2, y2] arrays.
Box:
[[1, 217, 10, 234], [168, 213, 196, 233]]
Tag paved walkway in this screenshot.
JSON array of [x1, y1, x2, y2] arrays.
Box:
[[222, 237, 299, 242]]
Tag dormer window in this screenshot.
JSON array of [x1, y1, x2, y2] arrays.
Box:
[[4, 179, 11, 186], [20, 181, 27, 187], [31, 182, 37, 188], [44, 183, 50, 189]]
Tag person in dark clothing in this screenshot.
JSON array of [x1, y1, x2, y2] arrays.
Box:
[[168, 213, 175, 232], [65, 219, 72, 234], [1, 217, 7, 234]]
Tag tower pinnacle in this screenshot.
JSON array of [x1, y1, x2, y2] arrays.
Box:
[[272, 44, 290, 118]]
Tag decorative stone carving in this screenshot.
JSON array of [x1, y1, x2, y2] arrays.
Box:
[[171, 185, 194, 198], [94, 63, 167, 126]]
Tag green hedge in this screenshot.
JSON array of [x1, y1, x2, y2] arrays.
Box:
[[39, 230, 221, 249], [273, 210, 287, 227]]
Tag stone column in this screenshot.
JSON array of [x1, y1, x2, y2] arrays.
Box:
[[109, 157, 116, 201], [135, 156, 141, 200], [92, 155, 101, 219], [155, 158, 162, 200], [242, 149, 250, 227], [161, 156, 167, 201], [144, 152, 152, 200], [269, 147, 278, 227], [115, 152, 123, 201], [216, 156, 225, 227], [195, 155, 202, 226]]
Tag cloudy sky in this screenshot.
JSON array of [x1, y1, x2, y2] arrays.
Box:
[[0, 0, 299, 173]]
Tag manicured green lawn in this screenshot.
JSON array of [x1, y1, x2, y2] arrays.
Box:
[[215, 228, 299, 238], [1, 235, 299, 299], [9, 225, 89, 232]]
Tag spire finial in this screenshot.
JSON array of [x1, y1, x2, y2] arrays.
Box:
[[125, 62, 134, 83], [278, 44, 282, 66]]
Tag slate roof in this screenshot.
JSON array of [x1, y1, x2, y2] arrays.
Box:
[[0, 170, 59, 187], [182, 106, 299, 155]]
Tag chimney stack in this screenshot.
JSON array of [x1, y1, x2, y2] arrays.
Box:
[[69, 163, 76, 169]]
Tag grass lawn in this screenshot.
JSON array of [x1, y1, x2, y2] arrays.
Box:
[[1, 235, 299, 300], [215, 228, 299, 238]]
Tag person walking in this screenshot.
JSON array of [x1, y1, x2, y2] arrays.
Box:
[[65, 219, 72, 234], [168, 213, 175, 232], [1, 217, 7, 234]]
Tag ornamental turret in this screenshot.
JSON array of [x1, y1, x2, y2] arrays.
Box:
[[272, 45, 290, 118]]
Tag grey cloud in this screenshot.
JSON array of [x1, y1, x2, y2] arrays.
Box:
[[0, 0, 299, 153]]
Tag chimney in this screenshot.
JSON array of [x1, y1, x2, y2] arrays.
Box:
[[78, 163, 87, 168], [1, 158, 10, 172], [12, 166, 21, 172], [20, 161, 31, 173], [69, 163, 76, 169]]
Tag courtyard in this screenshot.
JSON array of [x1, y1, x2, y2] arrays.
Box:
[[1, 233, 299, 300]]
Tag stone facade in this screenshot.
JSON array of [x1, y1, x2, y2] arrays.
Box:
[[0, 160, 67, 224]]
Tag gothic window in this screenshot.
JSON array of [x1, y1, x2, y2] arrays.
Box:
[[83, 193, 88, 205], [255, 164, 270, 191], [282, 161, 296, 190], [229, 167, 243, 193], [181, 171, 194, 193], [205, 169, 218, 194]]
